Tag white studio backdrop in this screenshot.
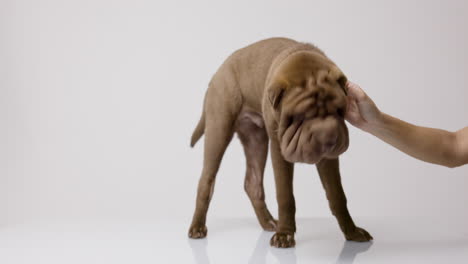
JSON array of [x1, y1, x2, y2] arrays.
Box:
[[2, 0, 468, 227]]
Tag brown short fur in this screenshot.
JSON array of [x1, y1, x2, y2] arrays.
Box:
[[188, 38, 372, 248]]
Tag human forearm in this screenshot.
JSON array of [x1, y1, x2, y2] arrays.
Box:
[[345, 81, 467, 167], [367, 113, 461, 168]]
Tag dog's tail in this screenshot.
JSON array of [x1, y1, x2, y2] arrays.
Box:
[[190, 110, 205, 147]]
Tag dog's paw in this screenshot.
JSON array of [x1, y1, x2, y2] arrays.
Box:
[[270, 232, 296, 248], [344, 226, 373, 242], [188, 224, 207, 239], [261, 218, 278, 232]]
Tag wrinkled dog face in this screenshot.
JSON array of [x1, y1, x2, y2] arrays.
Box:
[[269, 51, 349, 164]]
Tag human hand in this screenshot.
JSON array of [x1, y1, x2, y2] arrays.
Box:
[[345, 81, 383, 132]]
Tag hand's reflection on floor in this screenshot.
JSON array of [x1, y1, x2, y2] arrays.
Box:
[[335, 240, 373, 264]]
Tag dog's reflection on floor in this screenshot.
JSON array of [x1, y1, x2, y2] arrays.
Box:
[[335, 241, 373, 264], [248, 231, 297, 264], [188, 231, 372, 264], [188, 238, 210, 264]]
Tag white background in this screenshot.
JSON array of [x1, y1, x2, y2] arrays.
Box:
[[1, 0, 468, 263]]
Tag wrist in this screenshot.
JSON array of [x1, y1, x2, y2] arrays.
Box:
[[362, 111, 387, 134]]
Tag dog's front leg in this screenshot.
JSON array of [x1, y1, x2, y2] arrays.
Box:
[[316, 158, 373, 242], [269, 138, 296, 248]]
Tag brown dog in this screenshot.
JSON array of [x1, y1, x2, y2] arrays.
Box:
[[188, 37, 372, 247]]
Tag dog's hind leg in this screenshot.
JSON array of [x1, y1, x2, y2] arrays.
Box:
[[237, 112, 277, 231], [188, 77, 241, 239]]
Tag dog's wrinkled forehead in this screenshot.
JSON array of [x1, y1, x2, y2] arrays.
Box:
[[268, 51, 347, 111], [281, 52, 346, 90]]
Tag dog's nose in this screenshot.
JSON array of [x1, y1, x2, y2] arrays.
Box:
[[312, 117, 339, 153], [316, 132, 338, 153], [323, 137, 337, 152]]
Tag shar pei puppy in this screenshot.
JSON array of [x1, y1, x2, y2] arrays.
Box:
[[188, 37, 372, 248]]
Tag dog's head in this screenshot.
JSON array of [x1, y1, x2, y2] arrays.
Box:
[[268, 51, 349, 164]]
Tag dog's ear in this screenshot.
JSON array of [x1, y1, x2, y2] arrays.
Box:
[[329, 67, 348, 95], [337, 75, 348, 95], [268, 82, 285, 110]]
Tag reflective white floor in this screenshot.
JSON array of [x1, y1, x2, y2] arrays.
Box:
[[1, 217, 467, 264]]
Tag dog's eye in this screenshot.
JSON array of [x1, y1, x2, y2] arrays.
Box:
[[286, 116, 294, 127], [293, 113, 305, 123]]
